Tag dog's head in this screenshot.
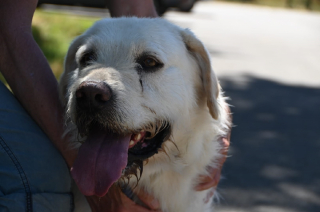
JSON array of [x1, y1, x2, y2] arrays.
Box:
[[59, 17, 220, 197]]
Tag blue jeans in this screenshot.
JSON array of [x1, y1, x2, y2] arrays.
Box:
[[0, 82, 74, 212]]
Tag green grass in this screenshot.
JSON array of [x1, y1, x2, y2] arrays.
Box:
[[1, 3, 319, 85], [32, 9, 99, 79], [0, 9, 98, 86]]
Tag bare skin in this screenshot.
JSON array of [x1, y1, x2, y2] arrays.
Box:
[[106, 0, 158, 17], [0, 0, 78, 167], [0, 0, 230, 211]]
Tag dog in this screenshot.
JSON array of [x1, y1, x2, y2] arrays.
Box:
[[59, 17, 230, 212]]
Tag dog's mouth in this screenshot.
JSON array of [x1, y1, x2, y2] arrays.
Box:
[[71, 121, 171, 197], [128, 123, 171, 161]]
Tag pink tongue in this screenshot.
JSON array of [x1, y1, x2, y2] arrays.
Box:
[[71, 130, 131, 197]]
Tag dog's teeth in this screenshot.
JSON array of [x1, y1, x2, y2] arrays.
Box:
[[130, 140, 135, 146], [136, 133, 141, 141], [133, 133, 142, 141]]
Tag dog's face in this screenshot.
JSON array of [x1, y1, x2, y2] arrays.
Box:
[[60, 18, 220, 197]]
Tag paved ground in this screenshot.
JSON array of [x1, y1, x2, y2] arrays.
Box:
[[42, 2, 320, 211], [165, 2, 320, 212]]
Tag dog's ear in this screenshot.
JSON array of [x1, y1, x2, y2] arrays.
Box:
[[59, 36, 85, 105], [180, 29, 220, 120]]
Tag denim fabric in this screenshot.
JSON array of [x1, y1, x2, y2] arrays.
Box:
[[0, 82, 74, 212]]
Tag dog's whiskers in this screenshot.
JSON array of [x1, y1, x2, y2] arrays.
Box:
[[143, 120, 169, 139], [168, 136, 179, 153], [120, 160, 143, 190]]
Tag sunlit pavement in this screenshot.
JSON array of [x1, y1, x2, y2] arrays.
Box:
[[41, 2, 320, 211], [166, 1, 320, 87]]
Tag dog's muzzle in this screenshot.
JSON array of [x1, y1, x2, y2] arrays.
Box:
[[70, 80, 172, 198], [76, 81, 112, 111]]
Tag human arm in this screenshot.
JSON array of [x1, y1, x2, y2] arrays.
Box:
[[0, 0, 158, 167], [195, 137, 230, 191], [106, 0, 158, 18], [0, 0, 77, 167], [195, 106, 232, 192], [0, 0, 161, 211]]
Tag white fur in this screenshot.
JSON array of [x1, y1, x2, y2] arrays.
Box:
[[60, 17, 230, 212]]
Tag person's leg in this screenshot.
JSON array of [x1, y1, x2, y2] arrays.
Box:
[[0, 82, 74, 212]]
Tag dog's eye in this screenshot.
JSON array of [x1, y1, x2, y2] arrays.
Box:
[[137, 56, 163, 72], [80, 51, 96, 67], [143, 58, 157, 68]]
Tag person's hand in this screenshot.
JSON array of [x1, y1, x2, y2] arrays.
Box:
[[194, 136, 230, 191], [85, 185, 162, 212], [195, 106, 232, 193]]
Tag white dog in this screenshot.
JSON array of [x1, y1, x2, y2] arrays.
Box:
[[59, 17, 230, 212]]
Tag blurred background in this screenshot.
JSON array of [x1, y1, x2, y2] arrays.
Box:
[[1, 0, 319, 211]]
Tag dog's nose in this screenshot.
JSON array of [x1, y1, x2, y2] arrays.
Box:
[[76, 81, 112, 110]]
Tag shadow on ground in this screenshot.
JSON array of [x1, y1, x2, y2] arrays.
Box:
[[217, 75, 320, 212]]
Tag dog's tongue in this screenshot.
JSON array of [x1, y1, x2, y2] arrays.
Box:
[[71, 130, 131, 197]]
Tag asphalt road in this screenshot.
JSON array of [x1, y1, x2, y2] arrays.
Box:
[[42, 2, 320, 211], [165, 2, 320, 212]]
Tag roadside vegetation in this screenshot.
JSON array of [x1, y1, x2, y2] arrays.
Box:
[[1, 1, 319, 85], [0, 10, 97, 85], [32, 10, 98, 79]]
